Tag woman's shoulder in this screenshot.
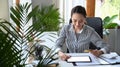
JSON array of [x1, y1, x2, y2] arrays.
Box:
[[63, 23, 71, 27], [62, 24, 71, 30], [84, 25, 95, 31]]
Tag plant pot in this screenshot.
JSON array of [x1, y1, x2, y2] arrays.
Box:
[[107, 29, 120, 55]]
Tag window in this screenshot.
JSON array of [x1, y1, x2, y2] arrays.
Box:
[[95, 0, 120, 25], [59, 0, 86, 24]]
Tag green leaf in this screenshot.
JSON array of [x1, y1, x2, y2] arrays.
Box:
[[103, 15, 118, 29], [104, 23, 119, 29], [0, 3, 62, 67]]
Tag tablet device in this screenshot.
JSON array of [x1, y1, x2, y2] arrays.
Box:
[[67, 56, 91, 63]]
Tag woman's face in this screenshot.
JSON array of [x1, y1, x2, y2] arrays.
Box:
[[71, 13, 86, 29]]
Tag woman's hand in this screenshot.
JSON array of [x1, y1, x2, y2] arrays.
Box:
[[58, 51, 71, 61], [90, 49, 104, 57]]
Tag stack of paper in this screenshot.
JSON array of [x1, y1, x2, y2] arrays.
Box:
[[100, 52, 120, 64]]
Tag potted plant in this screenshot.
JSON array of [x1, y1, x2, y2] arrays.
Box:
[[0, 2, 60, 67], [103, 15, 120, 52], [103, 14, 119, 35], [32, 4, 62, 32]]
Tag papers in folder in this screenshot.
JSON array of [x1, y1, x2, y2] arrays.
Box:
[[100, 52, 120, 64], [66, 52, 120, 66]]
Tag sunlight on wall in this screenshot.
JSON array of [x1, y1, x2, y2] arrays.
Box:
[[95, 0, 120, 25], [0, 0, 9, 21], [59, 0, 85, 24]]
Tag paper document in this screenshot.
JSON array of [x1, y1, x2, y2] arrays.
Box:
[[74, 53, 100, 66], [100, 52, 118, 59], [66, 52, 120, 66], [67, 56, 91, 63], [100, 52, 120, 64]]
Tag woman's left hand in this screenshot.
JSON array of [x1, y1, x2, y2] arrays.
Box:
[[90, 49, 104, 57]]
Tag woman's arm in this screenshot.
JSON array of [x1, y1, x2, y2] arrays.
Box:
[[55, 25, 66, 51], [90, 29, 110, 56], [56, 25, 71, 60]]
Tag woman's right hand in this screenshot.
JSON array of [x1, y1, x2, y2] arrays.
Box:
[[58, 51, 71, 61]]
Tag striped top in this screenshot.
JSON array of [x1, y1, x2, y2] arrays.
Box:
[[56, 24, 110, 53]]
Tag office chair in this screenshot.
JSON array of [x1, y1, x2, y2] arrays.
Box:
[[86, 17, 103, 38], [86, 17, 103, 50], [67, 17, 103, 52]]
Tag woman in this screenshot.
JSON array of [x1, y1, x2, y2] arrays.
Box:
[[56, 5, 110, 60]]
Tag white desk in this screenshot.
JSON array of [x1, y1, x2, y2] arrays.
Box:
[[58, 53, 120, 67]]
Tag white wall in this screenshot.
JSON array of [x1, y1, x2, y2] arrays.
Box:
[[0, 0, 9, 21], [0, 0, 59, 21]]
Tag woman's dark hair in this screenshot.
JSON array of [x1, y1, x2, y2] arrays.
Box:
[[71, 5, 86, 18], [69, 5, 86, 24]]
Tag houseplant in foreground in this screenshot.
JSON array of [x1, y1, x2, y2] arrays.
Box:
[[0, 3, 59, 67]]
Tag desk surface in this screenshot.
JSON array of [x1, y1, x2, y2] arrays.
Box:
[[58, 53, 120, 67]]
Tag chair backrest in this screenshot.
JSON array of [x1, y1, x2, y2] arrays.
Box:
[[86, 17, 103, 50], [86, 17, 103, 38]]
